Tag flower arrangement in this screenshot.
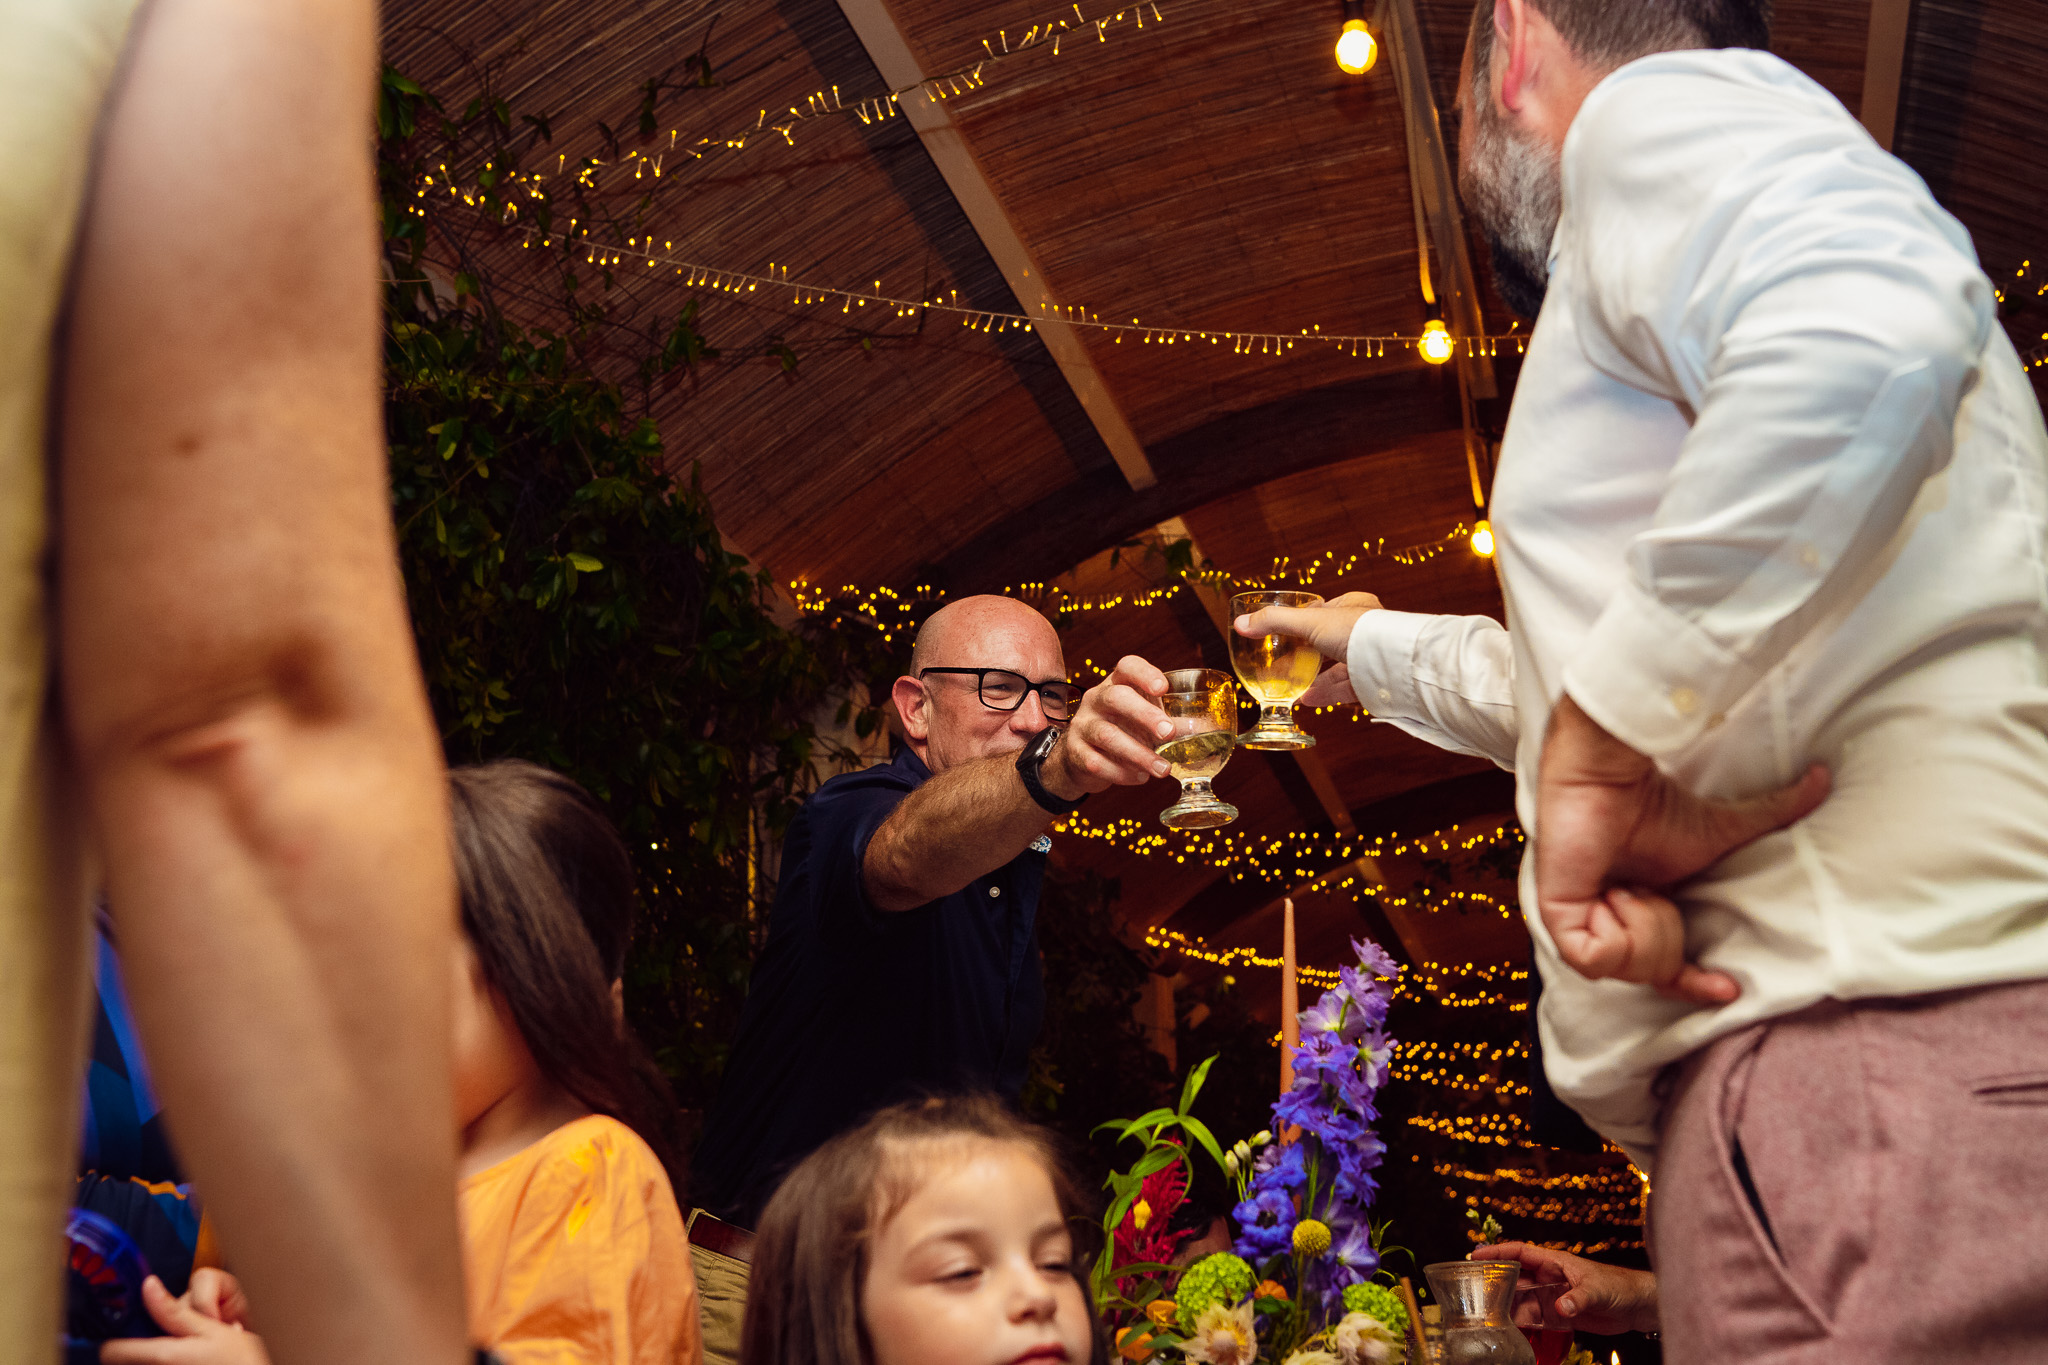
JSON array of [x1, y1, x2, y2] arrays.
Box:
[[1092, 938, 1410, 1365]]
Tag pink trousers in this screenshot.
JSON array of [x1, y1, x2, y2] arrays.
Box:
[[1649, 978, 2048, 1362]]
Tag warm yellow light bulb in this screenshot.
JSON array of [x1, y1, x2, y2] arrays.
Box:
[[1335, 18, 1377, 73], [1419, 318, 1455, 364], [1470, 519, 1495, 558]]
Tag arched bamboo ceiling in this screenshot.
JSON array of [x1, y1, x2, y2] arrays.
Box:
[[384, 0, 2048, 983]]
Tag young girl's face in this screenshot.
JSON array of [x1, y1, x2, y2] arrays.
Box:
[[449, 938, 526, 1128], [861, 1139, 1094, 1365]]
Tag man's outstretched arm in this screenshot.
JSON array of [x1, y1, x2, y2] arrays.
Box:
[[56, 2, 467, 1362], [864, 657, 1170, 912]]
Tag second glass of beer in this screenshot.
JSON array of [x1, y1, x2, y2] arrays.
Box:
[[1229, 589, 1324, 749]]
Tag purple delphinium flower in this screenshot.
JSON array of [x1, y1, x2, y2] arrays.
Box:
[[1253, 1137, 1309, 1189], [1356, 1036, 1394, 1090], [1298, 987, 1364, 1042], [1231, 1186, 1298, 1260], [1276, 1084, 1368, 1145], [1350, 936, 1401, 982], [1303, 1216, 1380, 1308], [1229, 937, 1402, 1298], [1290, 1030, 1351, 1084]]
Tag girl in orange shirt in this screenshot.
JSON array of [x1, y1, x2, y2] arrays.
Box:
[[108, 761, 702, 1365]]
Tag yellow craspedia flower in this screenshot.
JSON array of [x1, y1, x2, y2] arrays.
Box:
[[1133, 1199, 1152, 1230], [1293, 1218, 1332, 1258]]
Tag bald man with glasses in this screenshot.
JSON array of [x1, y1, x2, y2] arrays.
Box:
[[687, 596, 1172, 1359]]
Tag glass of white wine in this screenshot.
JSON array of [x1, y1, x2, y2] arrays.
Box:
[[1156, 668, 1239, 830], [1229, 589, 1324, 749]]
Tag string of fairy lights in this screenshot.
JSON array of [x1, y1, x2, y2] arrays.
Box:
[[1069, 815, 1520, 902], [1406, 1110, 1533, 1147], [405, 0, 1529, 369], [418, 2, 1169, 197], [1436, 1163, 1649, 1253], [788, 526, 1484, 648], [1994, 259, 2048, 372], [1149, 931, 1530, 1011], [498, 241, 1528, 362], [1436, 1162, 1644, 1195], [1390, 1039, 1532, 1097]]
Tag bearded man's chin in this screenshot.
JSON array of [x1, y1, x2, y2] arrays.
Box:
[[1487, 232, 1549, 322]]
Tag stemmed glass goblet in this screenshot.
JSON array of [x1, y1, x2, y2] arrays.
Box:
[[1229, 589, 1324, 749], [1156, 668, 1239, 831]]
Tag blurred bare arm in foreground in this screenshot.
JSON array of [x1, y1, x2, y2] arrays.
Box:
[[57, 1, 467, 1362]]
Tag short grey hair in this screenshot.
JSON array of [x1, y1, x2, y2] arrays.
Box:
[[1468, 0, 1771, 93]]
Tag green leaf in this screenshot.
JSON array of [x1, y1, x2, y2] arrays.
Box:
[[1129, 1145, 1183, 1180], [566, 553, 604, 572], [1177, 1053, 1218, 1116], [1178, 1114, 1228, 1176], [1111, 1108, 1177, 1143], [1105, 1261, 1181, 1279], [1104, 1188, 1139, 1233]]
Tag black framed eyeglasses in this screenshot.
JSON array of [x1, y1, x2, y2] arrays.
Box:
[[918, 668, 1084, 722]]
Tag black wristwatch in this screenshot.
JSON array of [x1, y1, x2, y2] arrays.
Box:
[[1016, 726, 1087, 815]]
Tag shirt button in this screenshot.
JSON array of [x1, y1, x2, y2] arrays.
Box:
[[1800, 545, 1821, 569], [1378, 689, 1392, 702], [989, 886, 1002, 898], [1670, 686, 1699, 716]]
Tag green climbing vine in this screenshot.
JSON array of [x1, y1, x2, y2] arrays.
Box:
[[376, 61, 900, 1111]]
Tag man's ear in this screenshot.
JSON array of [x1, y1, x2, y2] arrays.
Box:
[[891, 675, 931, 741], [1495, 0, 1530, 110]]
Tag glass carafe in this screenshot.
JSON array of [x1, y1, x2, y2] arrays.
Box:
[[1422, 1261, 1535, 1364]]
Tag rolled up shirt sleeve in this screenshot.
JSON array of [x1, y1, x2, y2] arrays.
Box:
[[1346, 609, 1519, 770], [1557, 70, 1996, 756]]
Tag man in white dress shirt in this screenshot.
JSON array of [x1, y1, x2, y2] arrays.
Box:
[[1240, 0, 2048, 1356]]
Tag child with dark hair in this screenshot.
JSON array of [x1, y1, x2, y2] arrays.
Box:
[[740, 1095, 1105, 1365], [107, 761, 701, 1365]]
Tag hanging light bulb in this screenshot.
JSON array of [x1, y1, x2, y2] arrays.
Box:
[[1419, 318, 1455, 364], [1335, 17, 1377, 74], [1470, 519, 1495, 558]]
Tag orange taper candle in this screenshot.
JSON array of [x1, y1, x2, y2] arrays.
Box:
[[1280, 896, 1299, 1095]]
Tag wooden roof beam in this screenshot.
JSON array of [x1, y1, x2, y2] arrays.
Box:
[[834, 0, 1157, 491], [1377, 0, 1497, 513], [1860, 0, 1915, 151]]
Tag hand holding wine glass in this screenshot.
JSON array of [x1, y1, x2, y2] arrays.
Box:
[[1231, 591, 1383, 711], [1156, 669, 1239, 830]]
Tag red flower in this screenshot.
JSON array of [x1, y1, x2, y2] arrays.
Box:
[[1114, 1144, 1192, 1280]]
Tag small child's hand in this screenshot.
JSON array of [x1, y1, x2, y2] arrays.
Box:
[[184, 1269, 252, 1329], [100, 1276, 271, 1365]]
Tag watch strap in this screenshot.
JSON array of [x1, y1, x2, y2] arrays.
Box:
[[1016, 727, 1086, 815]]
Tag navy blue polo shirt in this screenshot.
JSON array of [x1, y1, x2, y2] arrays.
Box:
[[691, 747, 1047, 1226]]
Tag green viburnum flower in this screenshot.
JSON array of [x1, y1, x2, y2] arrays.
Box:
[[1174, 1253, 1255, 1334], [1341, 1283, 1410, 1341], [1293, 1218, 1332, 1258]]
